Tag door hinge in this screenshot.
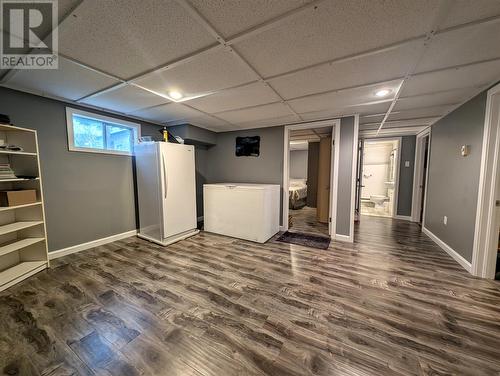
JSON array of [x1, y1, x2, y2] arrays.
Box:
[[329, 217, 332, 223]]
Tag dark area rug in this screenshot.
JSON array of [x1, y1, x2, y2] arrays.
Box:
[[276, 231, 331, 250]]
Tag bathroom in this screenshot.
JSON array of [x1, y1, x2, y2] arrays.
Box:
[[360, 139, 399, 218]]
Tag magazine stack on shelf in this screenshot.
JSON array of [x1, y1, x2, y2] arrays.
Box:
[[0, 163, 16, 180]]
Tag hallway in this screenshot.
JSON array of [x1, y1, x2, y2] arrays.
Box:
[[0, 217, 499, 375]]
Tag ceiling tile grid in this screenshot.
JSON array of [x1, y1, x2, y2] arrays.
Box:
[[57, 0, 217, 79], [81, 84, 170, 114], [233, 0, 439, 78], [215, 102, 295, 124], [415, 21, 500, 74], [133, 48, 258, 99], [387, 105, 456, 122], [400, 59, 500, 98], [187, 82, 281, 114], [186, 0, 315, 38], [0, 0, 500, 133], [395, 89, 473, 111], [287, 79, 402, 114], [267, 42, 420, 100], [129, 102, 205, 124], [2, 56, 120, 101]]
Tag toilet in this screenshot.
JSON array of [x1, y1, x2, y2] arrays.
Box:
[[370, 195, 389, 206]]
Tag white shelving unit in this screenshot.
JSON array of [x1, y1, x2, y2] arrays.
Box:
[[0, 124, 49, 292]]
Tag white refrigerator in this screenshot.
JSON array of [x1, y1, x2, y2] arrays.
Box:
[[135, 142, 199, 246]]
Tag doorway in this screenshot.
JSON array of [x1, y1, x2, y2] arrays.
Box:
[[472, 82, 500, 279], [412, 128, 431, 224], [282, 120, 340, 238], [359, 138, 400, 218], [288, 126, 332, 237]]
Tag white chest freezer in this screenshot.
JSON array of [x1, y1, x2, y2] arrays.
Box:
[[203, 183, 280, 243]]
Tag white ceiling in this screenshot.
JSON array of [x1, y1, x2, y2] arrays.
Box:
[[1, 0, 500, 134]]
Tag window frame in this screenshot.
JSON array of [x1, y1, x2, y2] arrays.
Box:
[[66, 107, 141, 156]]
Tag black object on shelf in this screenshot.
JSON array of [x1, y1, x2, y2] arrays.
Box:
[[0, 114, 11, 125]]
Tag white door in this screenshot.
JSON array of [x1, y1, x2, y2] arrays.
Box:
[[160, 143, 197, 239]]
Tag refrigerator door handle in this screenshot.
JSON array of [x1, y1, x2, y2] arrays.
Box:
[[162, 152, 168, 199]]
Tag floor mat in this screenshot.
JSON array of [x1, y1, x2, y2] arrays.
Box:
[[275, 231, 331, 250]]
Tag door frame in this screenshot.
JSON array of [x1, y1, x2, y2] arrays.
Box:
[[282, 119, 341, 236], [472, 82, 500, 279], [359, 137, 401, 219], [411, 127, 431, 223]]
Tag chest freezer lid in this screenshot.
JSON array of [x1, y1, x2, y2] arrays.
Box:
[[204, 183, 280, 191]]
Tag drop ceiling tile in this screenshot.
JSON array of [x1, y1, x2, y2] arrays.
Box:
[[133, 48, 257, 99], [3, 57, 119, 100], [268, 42, 419, 99], [288, 80, 401, 114], [388, 105, 454, 121], [58, 0, 216, 79], [188, 0, 313, 38], [187, 82, 280, 113], [232, 114, 298, 130], [401, 59, 500, 97], [129, 103, 204, 123], [395, 89, 471, 111], [215, 102, 294, 124], [385, 118, 439, 128], [416, 22, 500, 73], [234, 0, 439, 77], [360, 114, 385, 125], [299, 101, 392, 122], [438, 0, 500, 30], [81, 85, 169, 114]]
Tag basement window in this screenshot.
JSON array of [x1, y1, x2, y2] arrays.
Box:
[[66, 107, 140, 156]]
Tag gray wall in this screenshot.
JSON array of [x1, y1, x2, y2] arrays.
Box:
[[195, 146, 209, 218], [290, 150, 308, 179], [424, 91, 487, 262], [0, 87, 162, 252], [206, 126, 284, 224], [336, 116, 356, 237], [397, 136, 416, 217], [306, 142, 319, 207]]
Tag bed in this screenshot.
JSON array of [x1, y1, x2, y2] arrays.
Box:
[[289, 178, 307, 209]]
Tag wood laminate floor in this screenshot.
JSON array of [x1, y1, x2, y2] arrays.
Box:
[[289, 206, 329, 237], [1, 216, 500, 375]]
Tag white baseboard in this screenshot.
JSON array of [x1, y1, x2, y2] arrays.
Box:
[[334, 233, 353, 243], [422, 227, 472, 272], [395, 215, 412, 221], [49, 230, 138, 260], [279, 225, 287, 232]]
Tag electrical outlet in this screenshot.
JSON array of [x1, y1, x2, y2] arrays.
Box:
[[443, 216, 448, 225], [405, 161, 410, 167]]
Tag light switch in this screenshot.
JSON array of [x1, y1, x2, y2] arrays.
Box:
[[461, 145, 469, 156], [443, 216, 448, 225], [405, 161, 410, 167]]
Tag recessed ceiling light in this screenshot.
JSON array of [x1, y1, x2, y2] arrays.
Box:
[[168, 90, 183, 100], [375, 89, 391, 98]]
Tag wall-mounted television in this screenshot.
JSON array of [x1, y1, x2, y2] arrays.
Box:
[[235, 136, 260, 157]]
